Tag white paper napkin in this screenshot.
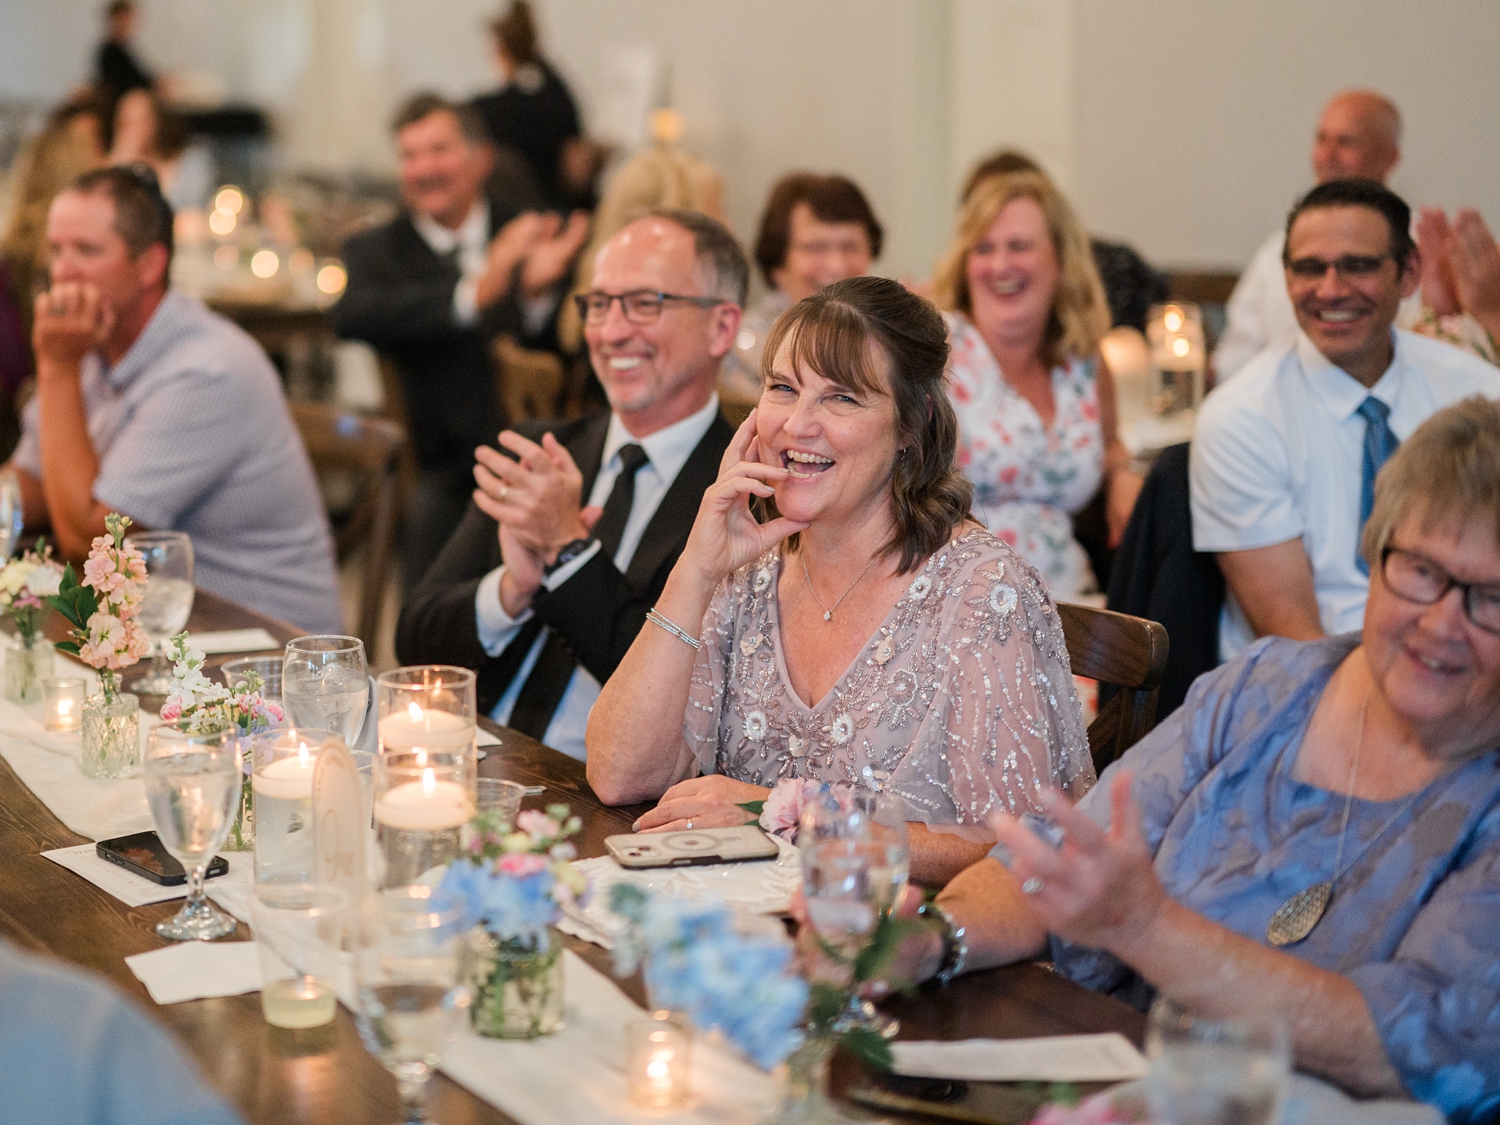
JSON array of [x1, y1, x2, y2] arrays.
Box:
[[186, 628, 282, 654], [891, 1033, 1149, 1083], [125, 940, 263, 1004], [42, 843, 253, 908]]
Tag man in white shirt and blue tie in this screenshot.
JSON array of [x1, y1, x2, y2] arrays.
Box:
[[1192, 179, 1500, 661]]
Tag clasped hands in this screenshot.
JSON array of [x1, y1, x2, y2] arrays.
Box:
[[1416, 207, 1500, 334], [474, 209, 591, 311], [33, 282, 114, 373]]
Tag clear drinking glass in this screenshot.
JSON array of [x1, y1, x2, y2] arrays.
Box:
[[143, 724, 240, 941], [130, 531, 195, 694], [354, 887, 471, 1125], [1145, 995, 1290, 1125], [799, 790, 910, 1037], [222, 656, 284, 706], [282, 635, 368, 745], [0, 472, 23, 561], [251, 883, 347, 1029]]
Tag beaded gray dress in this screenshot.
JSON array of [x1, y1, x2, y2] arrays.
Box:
[[684, 528, 1094, 831]]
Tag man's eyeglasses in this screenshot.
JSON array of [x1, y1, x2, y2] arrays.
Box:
[[1380, 544, 1500, 635], [1284, 253, 1393, 281], [573, 290, 723, 325]]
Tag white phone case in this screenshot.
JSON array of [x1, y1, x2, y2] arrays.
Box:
[[605, 824, 780, 868]]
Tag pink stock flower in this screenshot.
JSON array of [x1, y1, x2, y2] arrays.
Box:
[[516, 809, 561, 840], [496, 852, 548, 877], [160, 700, 183, 723], [760, 778, 813, 840]]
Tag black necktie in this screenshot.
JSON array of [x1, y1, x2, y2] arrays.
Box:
[[507, 444, 650, 740]]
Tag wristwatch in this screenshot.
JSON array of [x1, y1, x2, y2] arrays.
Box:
[[917, 901, 968, 984], [543, 537, 594, 577]]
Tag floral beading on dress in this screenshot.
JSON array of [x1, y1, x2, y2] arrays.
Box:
[[684, 528, 1094, 832], [944, 312, 1105, 598]]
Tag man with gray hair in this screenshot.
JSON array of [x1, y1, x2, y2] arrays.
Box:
[[396, 210, 744, 760], [1215, 89, 1409, 380]]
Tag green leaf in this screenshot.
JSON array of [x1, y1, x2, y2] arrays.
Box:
[[805, 980, 846, 1036], [55, 640, 81, 657], [735, 800, 766, 816], [45, 563, 97, 631], [838, 1026, 894, 1071], [852, 913, 930, 986], [609, 883, 648, 924]]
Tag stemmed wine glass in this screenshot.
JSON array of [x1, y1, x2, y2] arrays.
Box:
[[143, 724, 240, 941], [1145, 996, 1290, 1125], [0, 472, 23, 561], [130, 531, 195, 694], [799, 788, 910, 1037], [354, 887, 471, 1125], [283, 635, 369, 745]]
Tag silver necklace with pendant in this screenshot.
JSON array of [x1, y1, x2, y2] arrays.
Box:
[[1266, 689, 1425, 947], [801, 552, 878, 622]]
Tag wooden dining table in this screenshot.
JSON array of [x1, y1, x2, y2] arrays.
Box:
[[0, 589, 1145, 1125]]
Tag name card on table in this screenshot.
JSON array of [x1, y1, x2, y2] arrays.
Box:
[[313, 739, 363, 908]]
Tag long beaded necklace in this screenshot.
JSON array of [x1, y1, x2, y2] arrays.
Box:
[[1266, 688, 1426, 946]]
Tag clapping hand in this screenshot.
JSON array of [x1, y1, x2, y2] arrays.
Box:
[[679, 409, 809, 589], [33, 282, 113, 371], [1416, 207, 1460, 317], [521, 210, 590, 299], [475, 211, 548, 309], [1448, 209, 1500, 332]]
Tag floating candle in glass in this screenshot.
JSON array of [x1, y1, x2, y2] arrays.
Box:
[[43, 677, 86, 732]]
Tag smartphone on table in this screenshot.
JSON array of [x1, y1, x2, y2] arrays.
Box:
[[95, 831, 229, 886]]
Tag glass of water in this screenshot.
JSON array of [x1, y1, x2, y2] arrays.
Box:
[[130, 531, 195, 694], [0, 472, 23, 561], [800, 790, 910, 1037], [144, 724, 240, 941], [283, 635, 369, 745], [354, 886, 471, 1124], [1145, 995, 1290, 1125]]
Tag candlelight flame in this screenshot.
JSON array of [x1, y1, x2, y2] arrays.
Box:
[[57, 699, 73, 716], [421, 768, 436, 796], [646, 1057, 671, 1080], [408, 701, 423, 721], [1171, 336, 1191, 357], [1163, 306, 1184, 332], [298, 741, 310, 768]]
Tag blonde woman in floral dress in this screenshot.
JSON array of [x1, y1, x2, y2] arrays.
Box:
[[588, 277, 1093, 885], [933, 171, 1142, 598]]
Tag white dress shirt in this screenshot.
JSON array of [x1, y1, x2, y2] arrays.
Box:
[[474, 394, 722, 759], [411, 199, 491, 327], [1191, 329, 1500, 660]]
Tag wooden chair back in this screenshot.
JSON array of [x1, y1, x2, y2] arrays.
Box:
[[493, 335, 565, 424], [1056, 601, 1170, 775], [289, 402, 406, 649]]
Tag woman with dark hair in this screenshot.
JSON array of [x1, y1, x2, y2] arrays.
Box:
[[723, 172, 884, 400], [588, 277, 1094, 884], [471, 1, 588, 209]]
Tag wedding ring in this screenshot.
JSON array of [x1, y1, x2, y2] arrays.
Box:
[[497, 484, 509, 501], [1021, 876, 1045, 895], [685, 818, 694, 830]]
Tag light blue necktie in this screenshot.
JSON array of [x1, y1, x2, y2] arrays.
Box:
[[1356, 396, 1399, 576]]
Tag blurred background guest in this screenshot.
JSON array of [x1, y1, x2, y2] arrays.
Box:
[[1214, 90, 1406, 381], [720, 171, 883, 402], [471, 1, 595, 213], [106, 88, 211, 212], [962, 150, 1166, 334], [94, 1, 156, 113], [932, 170, 1142, 599], [1413, 206, 1500, 366]]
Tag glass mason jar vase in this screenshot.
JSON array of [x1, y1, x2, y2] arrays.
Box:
[[81, 691, 140, 779], [4, 635, 52, 705], [467, 926, 564, 1039]]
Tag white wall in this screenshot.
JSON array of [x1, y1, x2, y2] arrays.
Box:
[[5, 0, 1499, 276]]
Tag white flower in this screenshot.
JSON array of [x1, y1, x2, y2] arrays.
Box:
[[739, 632, 763, 657], [23, 564, 62, 597], [0, 560, 33, 597], [753, 567, 772, 593], [988, 582, 1018, 616], [743, 711, 768, 740], [908, 575, 932, 599], [830, 713, 853, 744]]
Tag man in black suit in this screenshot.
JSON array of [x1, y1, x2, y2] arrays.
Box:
[[332, 92, 586, 589], [396, 210, 745, 760]]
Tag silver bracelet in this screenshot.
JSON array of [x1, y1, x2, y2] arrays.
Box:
[[646, 608, 701, 650], [917, 902, 968, 984]]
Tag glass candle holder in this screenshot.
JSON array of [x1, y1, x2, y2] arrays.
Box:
[[252, 727, 343, 890], [374, 749, 476, 888], [43, 677, 86, 732], [376, 666, 476, 758], [5, 635, 53, 705], [626, 1010, 693, 1110], [251, 884, 347, 1029]]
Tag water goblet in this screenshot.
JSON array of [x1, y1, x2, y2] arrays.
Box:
[[144, 724, 240, 941], [1145, 995, 1290, 1125], [283, 635, 369, 745], [129, 531, 195, 694], [354, 887, 471, 1125]]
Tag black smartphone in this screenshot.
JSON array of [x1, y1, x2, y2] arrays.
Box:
[[95, 831, 229, 886]]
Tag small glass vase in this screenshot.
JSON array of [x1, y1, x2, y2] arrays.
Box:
[[224, 773, 254, 851], [81, 690, 140, 780], [763, 1037, 864, 1125], [467, 926, 564, 1039], [4, 635, 52, 705]]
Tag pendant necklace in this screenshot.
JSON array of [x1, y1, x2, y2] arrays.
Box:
[[1266, 688, 1425, 946], [801, 552, 878, 622]]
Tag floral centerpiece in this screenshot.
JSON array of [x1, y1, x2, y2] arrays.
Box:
[[159, 633, 283, 849], [47, 514, 150, 778], [440, 803, 587, 1039], [0, 539, 63, 704]]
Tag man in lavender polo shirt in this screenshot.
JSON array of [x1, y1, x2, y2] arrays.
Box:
[[9, 165, 341, 633]]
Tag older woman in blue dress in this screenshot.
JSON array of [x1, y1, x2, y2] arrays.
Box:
[[891, 396, 1500, 1119]]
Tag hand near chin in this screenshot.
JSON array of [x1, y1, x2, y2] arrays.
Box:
[[632, 774, 768, 833], [681, 409, 808, 586]]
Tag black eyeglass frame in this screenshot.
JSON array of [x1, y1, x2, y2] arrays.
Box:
[[573, 289, 725, 325], [1379, 544, 1500, 636], [1283, 253, 1396, 281]]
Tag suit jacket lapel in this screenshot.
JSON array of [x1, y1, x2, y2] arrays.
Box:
[[569, 413, 611, 497], [394, 215, 457, 279], [625, 413, 733, 588]]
